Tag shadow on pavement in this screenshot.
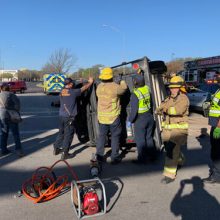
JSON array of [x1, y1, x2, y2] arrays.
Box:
[[0, 132, 58, 168], [171, 176, 220, 220]]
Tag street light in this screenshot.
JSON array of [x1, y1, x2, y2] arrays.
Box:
[[102, 24, 126, 73]]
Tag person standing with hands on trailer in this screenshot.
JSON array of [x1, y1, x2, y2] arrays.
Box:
[[53, 77, 94, 160], [129, 74, 157, 164], [96, 67, 127, 164]]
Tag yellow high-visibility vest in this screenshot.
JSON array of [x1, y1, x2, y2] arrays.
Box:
[[209, 90, 220, 118], [134, 85, 151, 114]]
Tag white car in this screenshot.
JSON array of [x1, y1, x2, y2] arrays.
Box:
[[187, 87, 211, 112]]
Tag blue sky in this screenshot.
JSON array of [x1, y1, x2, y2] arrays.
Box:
[[0, 0, 220, 72]]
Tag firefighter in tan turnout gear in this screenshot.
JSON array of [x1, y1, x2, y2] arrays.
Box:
[[96, 67, 128, 164], [156, 76, 189, 184]]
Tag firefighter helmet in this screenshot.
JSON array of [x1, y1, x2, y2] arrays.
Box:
[[168, 76, 184, 88], [99, 67, 113, 80]]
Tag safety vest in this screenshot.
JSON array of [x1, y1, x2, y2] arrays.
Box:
[[209, 89, 220, 118], [133, 85, 151, 113]]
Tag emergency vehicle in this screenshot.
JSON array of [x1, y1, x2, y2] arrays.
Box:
[[179, 56, 220, 86], [43, 73, 66, 95], [75, 57, 167, 149]]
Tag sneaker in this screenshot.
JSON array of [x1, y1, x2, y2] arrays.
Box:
[[0, 149, 12, 157], [15, 149, 24, 157], [203, 175, 220, 184], [96, 154, 106, 163], [161, 176, 175, 184], [111, 157, 122, 165], [53, 147, 62, 155]]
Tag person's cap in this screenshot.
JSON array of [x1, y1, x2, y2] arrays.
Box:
[[64, 78, 74, 85], [133, 75, 145, 87]]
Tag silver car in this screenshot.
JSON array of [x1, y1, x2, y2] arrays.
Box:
[[187, 87, 211, 112]]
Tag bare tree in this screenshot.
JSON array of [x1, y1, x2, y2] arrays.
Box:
[[42, 48, 77, 74]]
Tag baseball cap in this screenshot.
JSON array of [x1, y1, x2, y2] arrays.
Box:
[[64, 78, 74, 85]]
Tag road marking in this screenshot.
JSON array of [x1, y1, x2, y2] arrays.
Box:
[[5, 129, 59, 148], [21, 115, 58, 119], [19, 129, 59, 134], [21, 111, 59, 114]]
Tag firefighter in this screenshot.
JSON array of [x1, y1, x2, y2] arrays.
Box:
[[203, 75, 220, 184], [53, 77, 93, 160], [156, 76, 189, 184], [129, 75, 157, 164], [96, 67, 127, 164]]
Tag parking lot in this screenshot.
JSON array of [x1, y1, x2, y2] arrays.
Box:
[[1, 91, 220, 220]]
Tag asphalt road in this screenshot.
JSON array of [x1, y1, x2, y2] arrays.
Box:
[[0, 92, 220, 220]]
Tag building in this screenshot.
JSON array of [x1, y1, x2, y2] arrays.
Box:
[[0, 69, 18, 81]]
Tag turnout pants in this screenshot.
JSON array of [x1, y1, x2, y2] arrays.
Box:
[[210, 126, 220, 181], [162, 129, 188, 179]]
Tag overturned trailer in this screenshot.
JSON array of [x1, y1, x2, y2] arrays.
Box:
[[75, 57, 167, 149]]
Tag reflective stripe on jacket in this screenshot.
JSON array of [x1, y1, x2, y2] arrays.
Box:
[[161, 122, 189, 130], [159, 93, 189, 130], [209, 90, 220, 118], [133, 85, 150, 114]]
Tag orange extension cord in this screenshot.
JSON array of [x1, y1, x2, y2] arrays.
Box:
[[22, 160, 78, 203]]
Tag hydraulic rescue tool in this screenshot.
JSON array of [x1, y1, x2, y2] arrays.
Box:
[[22, 160, 78, 203]]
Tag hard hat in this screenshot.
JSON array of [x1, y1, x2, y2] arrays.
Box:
[[133, 75, 145, 87], [99, 67, 113, 80], [168, 75, 184, 88]]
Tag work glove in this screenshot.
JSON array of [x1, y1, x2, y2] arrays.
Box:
[[213, 127, 220, 139]]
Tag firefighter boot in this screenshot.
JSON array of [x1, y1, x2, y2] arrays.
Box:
[[161, 176, 175, 184]]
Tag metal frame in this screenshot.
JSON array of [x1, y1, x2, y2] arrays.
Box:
[[71, 178, 107, 219]]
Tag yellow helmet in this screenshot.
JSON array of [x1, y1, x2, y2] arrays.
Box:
[[168, 75, 184, 88], [99, 67, 113, 80]]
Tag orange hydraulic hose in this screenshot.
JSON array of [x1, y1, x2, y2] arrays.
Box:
[[22, 160, 78, 203]]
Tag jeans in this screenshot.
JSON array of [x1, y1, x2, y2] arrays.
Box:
[[96, 117, 122, 160], [54, 116, 75, 153], [0, 117, 22, 152], [134, 112, 156, 161]]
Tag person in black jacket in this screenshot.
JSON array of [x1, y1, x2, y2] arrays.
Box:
[[0, 83, 23, 157]]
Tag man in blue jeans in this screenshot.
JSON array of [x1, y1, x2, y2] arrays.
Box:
[[0, 84, 23, 157], [53, 77, 93, 160]]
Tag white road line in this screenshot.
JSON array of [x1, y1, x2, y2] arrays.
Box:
[[19, 129, 59, 135], [21, 115, 58, 119]]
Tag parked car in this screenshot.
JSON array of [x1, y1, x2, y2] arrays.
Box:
[[198, 83, 220, 95], [187, 87, 211, 112], [3, 81, 27, 93]]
